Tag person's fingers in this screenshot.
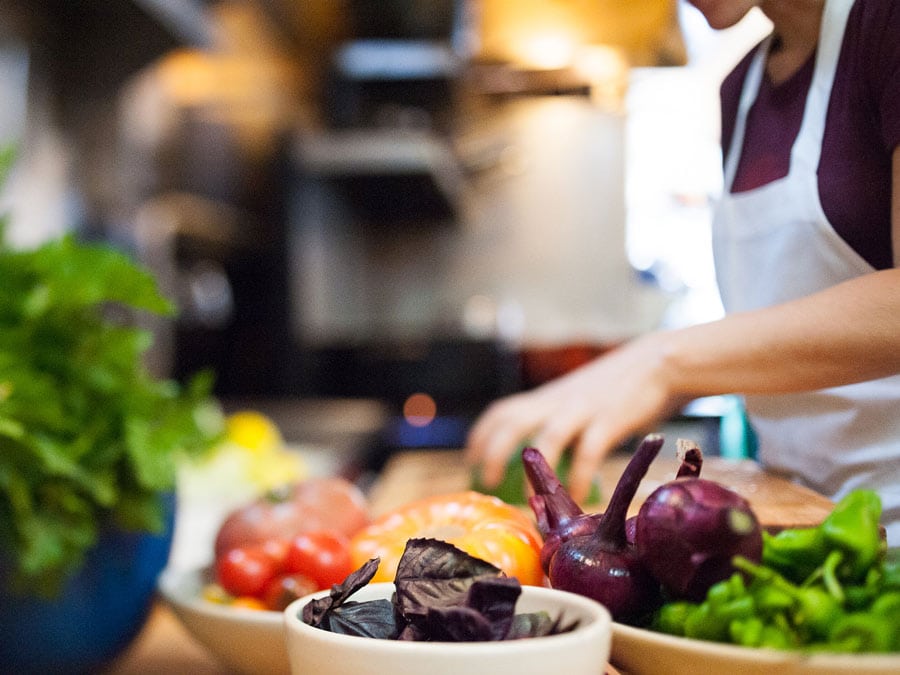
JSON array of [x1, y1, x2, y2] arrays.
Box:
[[568, 408, 667, 502], [479, 422, 539, 486], [567, 448, 603, 503], [465, 396, 524, 460], [567, 420, 626, 502], [466, 398, 543, 487], [528, 400, 593, 475]]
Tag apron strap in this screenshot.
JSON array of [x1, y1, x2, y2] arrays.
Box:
[[723, 36, 771, 188], [725, 0, 856, 183], [791, 0, 855, 171]]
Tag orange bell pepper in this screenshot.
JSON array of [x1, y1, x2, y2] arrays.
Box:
[[349, 491, 545, 586]]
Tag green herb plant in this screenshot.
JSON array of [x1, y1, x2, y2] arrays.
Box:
[[0, 146, 223, 596]]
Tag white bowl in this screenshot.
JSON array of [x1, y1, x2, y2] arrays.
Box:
[[611, 621, 900, 675], [158, 566, 289, 675], [283, 582, 613, 675]]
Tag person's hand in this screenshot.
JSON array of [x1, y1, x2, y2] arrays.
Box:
[[465, 332, 686, 502]]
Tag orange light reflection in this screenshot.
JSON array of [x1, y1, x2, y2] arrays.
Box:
[[403, 392, 437, 428]]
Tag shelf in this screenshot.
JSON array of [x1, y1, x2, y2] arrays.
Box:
[[295, 129, 455, 176], [131, 0, 214, 47], [293, 129, 463, 222], [333, 39, 461, 82]]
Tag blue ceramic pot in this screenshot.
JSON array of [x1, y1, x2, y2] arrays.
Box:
[[0, 493, 175, 674]]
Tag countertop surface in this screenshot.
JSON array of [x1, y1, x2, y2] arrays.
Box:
[[104, 448, 836, 674], [367, 449, 836, 527]]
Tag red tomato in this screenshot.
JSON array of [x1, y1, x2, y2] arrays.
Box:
[[284, 531, 354, 590], [262, 572, 319, 611], [215, 546, 279, 597], [214, 478, 370, 558], [257, 538, 290, 571]]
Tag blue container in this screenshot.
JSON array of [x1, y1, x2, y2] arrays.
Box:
[[0, 495, 175, 674]]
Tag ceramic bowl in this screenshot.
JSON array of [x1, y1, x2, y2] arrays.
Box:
[[610, 621, 900, 675], [158, 566, 289, 675], [283, 582, 613, 675]]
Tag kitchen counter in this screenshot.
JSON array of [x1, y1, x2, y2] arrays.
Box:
[[105, 602, 627, 675], [103, 604, 227, 675], [367, 449, 836, 527], [104, 449, 836, 674]]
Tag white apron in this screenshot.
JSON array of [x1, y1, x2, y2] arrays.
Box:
[[712, 0, 900, 544]]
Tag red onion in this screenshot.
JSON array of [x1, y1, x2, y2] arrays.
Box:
[[673, 438, 703, 479], [524, 438, 703, 563], [625, 439, 703, 545], [535, 435, 665, 622], [522, 446, 602, 573], [634, 474, 763, 601]]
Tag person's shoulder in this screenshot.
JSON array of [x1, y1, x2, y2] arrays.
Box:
[[844, 0, 900, 87], [848, 0, 900, 151], [849, 0, 900, 37], [852, 0, 898, 17]]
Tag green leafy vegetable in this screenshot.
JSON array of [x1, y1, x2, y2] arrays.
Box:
[[0, 160, 223, 595], [471, 444, 601, 506], [302, 538, 580, 642]]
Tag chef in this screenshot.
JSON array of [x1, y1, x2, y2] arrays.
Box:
[[466, 0, 900, 545]]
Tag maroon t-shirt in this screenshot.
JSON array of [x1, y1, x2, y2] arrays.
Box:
[[720, 0, 900, 270]]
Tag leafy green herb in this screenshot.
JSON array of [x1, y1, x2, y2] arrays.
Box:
[[302, 538, 580, 642], [0, 164, 223, 595], [471, 444, 601, 506]]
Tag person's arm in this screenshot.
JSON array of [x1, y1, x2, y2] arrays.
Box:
[[663, 269, 900, 397], [467, 265, 900, 501], [677, 151, 900, 398], [468, 6, 900, 504], [467, 146, 900, 502]]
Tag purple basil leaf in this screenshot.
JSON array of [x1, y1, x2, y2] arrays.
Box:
[[463, 577, 522, 640], [506, 611, 581, 639], [302, 557, 380, 627], [301, 540, 580, 644], [394, 538, 503, 621], [395, 538, 502, 580], [397, 623, 426, 641], [320, 599, 400, 639], [424, 606, 495, 642]]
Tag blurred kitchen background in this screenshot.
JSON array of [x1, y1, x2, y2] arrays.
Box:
[[0, 0, 771, 476]]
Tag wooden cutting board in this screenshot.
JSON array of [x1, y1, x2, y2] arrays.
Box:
[[368, 449, 836, 530]]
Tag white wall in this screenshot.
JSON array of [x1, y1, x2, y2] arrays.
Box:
[[445, 96, 666, 346], [0, 44, 74, 249], [290, 96, 668, 348], [624, 4, 772, 329]]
